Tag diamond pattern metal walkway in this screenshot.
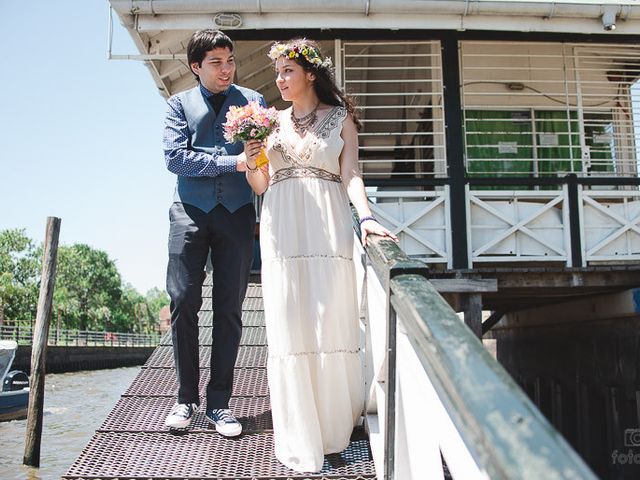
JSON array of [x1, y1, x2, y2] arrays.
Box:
[[62, 278, 376, 479]]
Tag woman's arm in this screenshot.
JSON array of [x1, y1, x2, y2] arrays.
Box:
[[244, 139, 270, 195], [340, 114, 398, 246]]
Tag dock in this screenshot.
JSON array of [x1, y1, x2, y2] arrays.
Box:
[[62, 276, 376, 479], [61, 233, 601, 479]]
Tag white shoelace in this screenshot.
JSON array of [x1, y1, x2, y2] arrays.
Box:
[[170, 403, 193, 417]]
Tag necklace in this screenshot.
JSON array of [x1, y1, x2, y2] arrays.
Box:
[[291, 102, 320, 135]]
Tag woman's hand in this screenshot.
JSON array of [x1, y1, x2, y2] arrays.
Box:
[[244, 139, 263, 170], [361, 219, 398, 247]]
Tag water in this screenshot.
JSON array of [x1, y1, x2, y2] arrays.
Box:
[[0, 367, 140, 479]]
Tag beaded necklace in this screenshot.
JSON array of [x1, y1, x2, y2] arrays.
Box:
[[290, 102, 320, 135]]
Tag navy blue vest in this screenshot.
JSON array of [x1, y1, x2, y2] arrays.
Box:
[[173, 84, 263, 213]]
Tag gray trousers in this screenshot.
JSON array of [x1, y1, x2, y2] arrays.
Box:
[[166, 202, 255, 409]]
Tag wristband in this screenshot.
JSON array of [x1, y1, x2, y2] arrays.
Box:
[[359, 215, 377, 225]]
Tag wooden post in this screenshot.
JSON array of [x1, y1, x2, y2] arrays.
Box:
[[463, 293, 483, 339], [23, 217, 61, 468]]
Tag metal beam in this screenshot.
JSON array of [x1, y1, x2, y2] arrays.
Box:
[[441, 35, 469, 269], [159, 60, 188, 79], [110, 0, 639, 18], [128, 13, 640, 35], [482, 310, 505, 336]]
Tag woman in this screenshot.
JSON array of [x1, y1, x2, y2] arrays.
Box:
[[244, 39, 397, 472]]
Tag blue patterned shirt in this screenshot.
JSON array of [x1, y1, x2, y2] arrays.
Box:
[[163, 84, 237, 177]]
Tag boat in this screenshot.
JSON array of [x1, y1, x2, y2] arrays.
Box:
[[0, 340, 29, 421]]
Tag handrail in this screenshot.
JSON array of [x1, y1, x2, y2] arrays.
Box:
[[353, 211, 428, 287], [357, 223, 597, 479], [0, 325, 159, 348]]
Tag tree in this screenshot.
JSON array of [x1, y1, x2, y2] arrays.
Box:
[[53, 244, 123, 331], [1, 228, 170, 334], [145, 287, 170, 330], [0, 229, 39, 324], [112, 283, 146, 333]]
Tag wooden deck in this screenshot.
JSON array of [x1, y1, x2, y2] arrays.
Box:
[[431, 264, 640, 311]]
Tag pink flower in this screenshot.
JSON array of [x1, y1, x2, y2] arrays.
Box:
[[223, 101, 279, 143]]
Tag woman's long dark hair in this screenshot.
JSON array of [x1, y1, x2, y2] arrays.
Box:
[[276, 38, 362, 130]]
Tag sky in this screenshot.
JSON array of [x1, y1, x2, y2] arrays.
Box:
[[0, 1, 173, 294]]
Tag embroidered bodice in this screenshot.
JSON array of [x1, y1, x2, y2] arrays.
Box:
[[266, 106, 348, 184]]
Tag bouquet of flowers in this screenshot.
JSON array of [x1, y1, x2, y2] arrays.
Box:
[[223, 101, 279, 168]]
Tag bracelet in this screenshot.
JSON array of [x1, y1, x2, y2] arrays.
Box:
[[246, 163, 258, 171], [359, 215, 377, 225]]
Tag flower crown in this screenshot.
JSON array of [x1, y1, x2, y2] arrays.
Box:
[[268, 41, 333, 69]]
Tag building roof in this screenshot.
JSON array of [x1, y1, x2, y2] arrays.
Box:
[[108, 0, 640, 97]]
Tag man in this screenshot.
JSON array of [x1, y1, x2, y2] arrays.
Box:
[[163, 29, 264, 436]]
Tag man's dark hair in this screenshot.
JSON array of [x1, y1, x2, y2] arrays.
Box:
[[187, 29, 234, 81]]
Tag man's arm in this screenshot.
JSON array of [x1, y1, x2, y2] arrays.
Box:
[[163, 96, 239, 177]]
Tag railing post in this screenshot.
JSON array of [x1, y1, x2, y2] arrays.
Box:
[[441, 34, 469, 269], [56, 308, 61, 346], [463, 293, 483, 338], [384, 304, 397, 480], [566, 173, 584, 267]]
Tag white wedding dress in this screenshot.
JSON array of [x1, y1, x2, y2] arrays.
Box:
[[260, 106, 364, 472]]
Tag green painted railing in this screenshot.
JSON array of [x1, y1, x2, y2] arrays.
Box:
[[357, 222, 596, 479]]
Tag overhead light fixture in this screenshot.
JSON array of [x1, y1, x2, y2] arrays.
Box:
[[602, 6, 617, 31], [214, 13, 242, 29]]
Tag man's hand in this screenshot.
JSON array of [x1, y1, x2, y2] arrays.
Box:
[[236, 152, 248, 172]]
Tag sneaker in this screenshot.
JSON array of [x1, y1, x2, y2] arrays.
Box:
[[206, 408, 242, 437], [165, 402, 198, 429]]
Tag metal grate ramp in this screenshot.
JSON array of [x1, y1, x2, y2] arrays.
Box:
[[62, 279, 376, 479]]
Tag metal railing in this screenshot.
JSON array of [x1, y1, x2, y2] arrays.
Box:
[[0, 325, 159, 347], [355, 225, 597, 479], [342, 40, 447, 180]]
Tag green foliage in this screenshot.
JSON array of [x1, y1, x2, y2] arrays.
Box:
[[0, 228, 169, 333], [111, 284, 169, 334], [145, 287, 170, 328], [0, 229, 40, 322], [54, 244, 124, 331]]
